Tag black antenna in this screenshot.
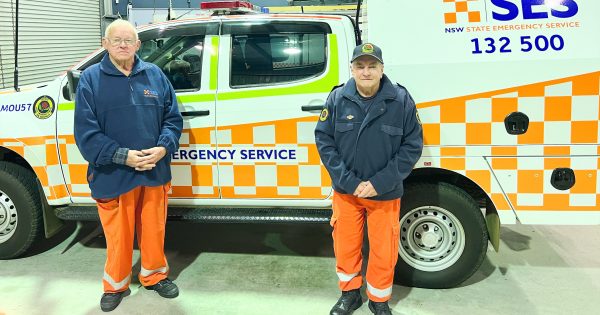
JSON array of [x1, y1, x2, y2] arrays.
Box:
[[13, 0, 19, 92], [167, 0, 173, 20], [355, 0, 362, 45]]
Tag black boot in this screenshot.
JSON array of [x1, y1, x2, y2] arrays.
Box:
[[368, 300, 392, 315], [100, 288, 130, 312], [145, 278, 179, 298], [330, 289, 363, 315]]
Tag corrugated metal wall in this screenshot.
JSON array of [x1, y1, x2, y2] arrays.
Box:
[[0, 0, 101, 90], [0, 0, 16, 89]]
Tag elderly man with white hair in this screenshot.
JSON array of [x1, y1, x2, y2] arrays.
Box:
[[74, 19, 183, 312]]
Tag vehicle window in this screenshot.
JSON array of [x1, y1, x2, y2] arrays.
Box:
[[137, 23, 218, 91], [140, 35, 204, 91], [73, 23, 218, 93], [226, 22, 330, 87]]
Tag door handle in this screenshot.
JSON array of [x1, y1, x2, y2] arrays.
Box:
[[182, 110, 210, 117], [301, 105, 324, 112]]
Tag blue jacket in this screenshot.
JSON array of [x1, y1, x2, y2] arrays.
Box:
[[315, 75, 423, 200], [74, 54, 183, 199]]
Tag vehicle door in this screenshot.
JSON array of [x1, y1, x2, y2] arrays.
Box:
[[57, 22, 220, 202], [214, 19, 348, 200], [143, 23, 221, 199]]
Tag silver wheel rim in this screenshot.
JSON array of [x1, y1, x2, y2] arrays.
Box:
[[0, 189, 18, 244], [398, 206, 465, 272]]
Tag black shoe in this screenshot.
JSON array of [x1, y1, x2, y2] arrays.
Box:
[[368, 300, 392, 315], [100, 288, 130, 312], [330, 289, 363, 315], [145, 278, 179, 298]]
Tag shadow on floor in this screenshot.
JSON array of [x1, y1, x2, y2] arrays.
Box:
[[460, 225, 533, 287], [41, 220, 564, 292], [500, 226, 533, 252], [22, 220, 79, 258], [63, 221, 337, 284]]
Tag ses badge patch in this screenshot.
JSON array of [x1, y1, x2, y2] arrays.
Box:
[[32, 95, 55, 119], [362, 43, 374, 53], [319, 108, 329, 121]]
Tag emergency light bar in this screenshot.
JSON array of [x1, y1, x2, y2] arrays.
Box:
[[200, 1, 269, 14]]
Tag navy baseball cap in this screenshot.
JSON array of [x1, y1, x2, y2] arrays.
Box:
[[351, 43, 383, 64]]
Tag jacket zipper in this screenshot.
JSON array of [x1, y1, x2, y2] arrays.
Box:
[[344, 97, 364, 172], [345, 95, 393, 172]]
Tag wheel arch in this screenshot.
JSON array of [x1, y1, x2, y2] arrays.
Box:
[[0, 146, 36, 173], [0, 146, 63, 240], [406, 167, 501, 252]]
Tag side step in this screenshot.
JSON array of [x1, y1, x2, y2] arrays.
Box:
[[54, 205, 332, 224]]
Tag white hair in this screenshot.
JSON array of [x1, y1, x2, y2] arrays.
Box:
[[104, 19, 138, 40]]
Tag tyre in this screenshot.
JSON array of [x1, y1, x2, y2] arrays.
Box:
[[395, 182, 488, 288], [0, 161, 43, 259]]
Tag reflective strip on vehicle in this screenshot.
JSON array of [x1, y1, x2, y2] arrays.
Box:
[[367, 282, 392, 299], [103, 272, 131, 291], [58, 102, 75, 111], [209, 36, 219, 90], [336, 271, 358, 282]]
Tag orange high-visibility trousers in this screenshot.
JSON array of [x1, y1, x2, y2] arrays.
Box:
[[96, 183, 171, 293], [331, 191, 401, 302]]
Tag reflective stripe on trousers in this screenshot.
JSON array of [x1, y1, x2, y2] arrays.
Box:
[[336, 271, 359, 282], [103, 272, 131, 292], [367, 282, 393, 299], [140, 265, 169, 277]]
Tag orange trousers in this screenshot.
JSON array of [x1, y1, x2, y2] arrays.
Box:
[[331, 191, 401, 302], [96, 183, 170, 293]]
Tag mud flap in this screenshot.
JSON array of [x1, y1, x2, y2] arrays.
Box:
[[485, 203, 500, 252]]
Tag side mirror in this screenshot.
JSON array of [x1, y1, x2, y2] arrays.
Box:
[[64, 70, 81, 101], [62, 84, 71, 101]]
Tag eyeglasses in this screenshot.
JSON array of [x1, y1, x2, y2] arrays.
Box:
[[106, 38, 136, 46]]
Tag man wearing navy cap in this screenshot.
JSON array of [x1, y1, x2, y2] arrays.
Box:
[[315, 43, 423, 315]]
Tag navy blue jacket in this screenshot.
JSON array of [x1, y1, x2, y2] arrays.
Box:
[[315, 75, 423, 200], [74, 54, 183, 199]]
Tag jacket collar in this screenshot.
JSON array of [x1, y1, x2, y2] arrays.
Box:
[[99, 53, 151, 76], [341, 74, 398, 135], [341, 74, 397, 103]]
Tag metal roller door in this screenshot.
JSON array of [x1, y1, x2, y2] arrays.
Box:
[[0, 0, 101, 89]]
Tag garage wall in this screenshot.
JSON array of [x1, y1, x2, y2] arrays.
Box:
[[0, 1, 16, 90], [0, 0, 101, 90]]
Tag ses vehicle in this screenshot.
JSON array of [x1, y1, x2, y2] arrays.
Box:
[[0, 0, 598, 289]]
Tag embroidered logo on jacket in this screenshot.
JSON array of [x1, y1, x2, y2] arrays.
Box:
[[143, 89, 159, 98], [320, 108, 329, 121]]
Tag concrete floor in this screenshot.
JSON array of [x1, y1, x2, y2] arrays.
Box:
[[0, 221, 599, 315]]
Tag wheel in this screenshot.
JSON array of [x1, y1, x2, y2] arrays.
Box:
[[0, 161, 43, 259], [395, 182, 488, 288]]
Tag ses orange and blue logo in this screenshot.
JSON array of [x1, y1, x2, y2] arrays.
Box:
[[443, 0, 579, 24], [143, 89, 159, 98], [444, 0, 482, 24]]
